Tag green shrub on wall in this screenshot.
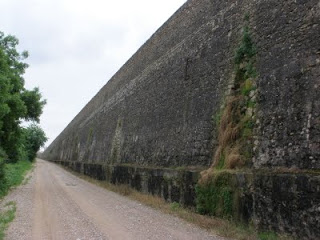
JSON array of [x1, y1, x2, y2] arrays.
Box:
[[196, 171, 236, 218]]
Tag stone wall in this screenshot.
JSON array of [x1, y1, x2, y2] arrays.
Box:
[[54, 160, 199, 207], [44, 0, 319, 170], [196, 170, 320, 239], [43, 0, 320, 238], [253, 171, 320, 239], [44, 0, 243, 168], [253, 0, 320, 170]]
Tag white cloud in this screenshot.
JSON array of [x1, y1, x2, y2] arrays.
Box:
[[0, 0, 187, 146]]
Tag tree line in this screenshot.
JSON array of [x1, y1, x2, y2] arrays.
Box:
[[0, 31, 47, 195]]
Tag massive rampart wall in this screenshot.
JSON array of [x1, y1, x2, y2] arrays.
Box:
[[43, 0, 320, 238]]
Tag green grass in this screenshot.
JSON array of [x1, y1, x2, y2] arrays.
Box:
[[196, 171, 235, 218], [170, 202, 181, 211], [216, 154, 226, 170], [5, 160, 32, 188], [0, 201, 16, 240], [258, 231, 293, 240], [0, 160, 33, 239], [0, 160, 33, 198]]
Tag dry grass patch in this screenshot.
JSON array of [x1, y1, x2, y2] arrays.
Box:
[[225, 147, 244, 169]]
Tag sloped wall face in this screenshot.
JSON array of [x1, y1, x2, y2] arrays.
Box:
[[44, 0, 244, 167], [44, 0, 319, 170], [253, 0, 320, 170], [43, 0, 320, 238]]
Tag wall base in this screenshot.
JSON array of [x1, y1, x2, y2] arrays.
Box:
[[54, 160, 200, 207], [52, 160, 319, 239]]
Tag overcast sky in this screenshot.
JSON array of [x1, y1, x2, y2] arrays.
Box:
[[0, 0, 187, 147]]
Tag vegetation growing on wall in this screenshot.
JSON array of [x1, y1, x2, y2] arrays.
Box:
[[203, 15, 257, 177], [197, 16, 257, 219], [214, 18, 257, 171], [196, 171, 235, 217]]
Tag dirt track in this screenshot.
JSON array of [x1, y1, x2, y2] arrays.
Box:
[[4, 159, 224, 240]]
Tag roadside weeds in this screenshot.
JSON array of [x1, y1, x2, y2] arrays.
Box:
[[0, 160, 34, 198], [0, 202, 16, 240], [0, 161, 34, 239]]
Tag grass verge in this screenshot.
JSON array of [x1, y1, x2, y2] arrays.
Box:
[[62, 166, 293, 240], [5, 161, 33, 189], [0, 160, 33, 239], [0, 160, 33, 199], [0, 201, 16, 240]]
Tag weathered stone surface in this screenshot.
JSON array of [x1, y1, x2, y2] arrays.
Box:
[[253, 172, 320, 239], [54, 159, 320, 239], [196, 170, 320, 239], [42, 0, 320, 238], [43, 0, 319, 170], [53, 160, 200, 207], [254, 0, 320, 169]]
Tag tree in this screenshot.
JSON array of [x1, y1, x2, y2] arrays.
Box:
[[23, 124, 47, 161], [21, 88, 47, 122], [0, 31, 46, 162]]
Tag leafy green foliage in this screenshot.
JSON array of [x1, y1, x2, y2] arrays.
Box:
[[21, 88, 46, 122], [22, 124, 47, 161], [0, 31, 46, 163], [234, 26, 256, 66], [0, 31, 45, 201]]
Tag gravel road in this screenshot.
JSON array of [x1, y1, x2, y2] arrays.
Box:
[[2, 159, 225, 240]]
